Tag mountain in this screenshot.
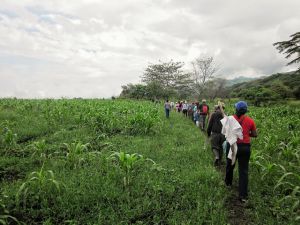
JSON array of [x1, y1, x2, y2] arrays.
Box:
[[229, 70, 300, 103], [226, 76, 258, 86]]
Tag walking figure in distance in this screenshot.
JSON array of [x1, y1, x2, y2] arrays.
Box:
[[164, 99, 171, 119], [199, 99, 209, 131]]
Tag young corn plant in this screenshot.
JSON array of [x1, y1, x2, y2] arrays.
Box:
[[16, 164, 63, 210], [109, 151, 144, 188], [64, 141, 90, 169], [1, 128, 17, 150], [29, 139, 47, 161]]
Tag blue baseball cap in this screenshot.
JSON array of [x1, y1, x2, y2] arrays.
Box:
[[235, 101, 248, 111]]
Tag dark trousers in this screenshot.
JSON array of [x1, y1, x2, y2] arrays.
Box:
[[225, 144, 251, 198], [165, 109, 170, 118], [199, 115, 206, 130]]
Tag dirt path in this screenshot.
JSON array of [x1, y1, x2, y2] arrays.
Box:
[[218, 164, 254, 225]]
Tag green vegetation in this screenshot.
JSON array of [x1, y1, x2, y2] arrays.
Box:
[[0, 99, 226, 224], [0, 99, 299, 224], [248, 105, 300, 224], [230, 71, 300, 105], [120, 57, 223, 101]]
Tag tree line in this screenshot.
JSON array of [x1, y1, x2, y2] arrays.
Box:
[[120, 31, 300, 103], [120, 56, 229, 101]]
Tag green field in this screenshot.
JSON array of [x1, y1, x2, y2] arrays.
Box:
[[0, 99, 299, 225]]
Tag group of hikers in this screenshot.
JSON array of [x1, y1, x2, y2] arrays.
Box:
[[165, 100, 210, 130], [164, 99, 257, 203]]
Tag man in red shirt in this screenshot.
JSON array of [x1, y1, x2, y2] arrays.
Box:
[[198, 99, 209, 131], [225, 101, 257, 202]]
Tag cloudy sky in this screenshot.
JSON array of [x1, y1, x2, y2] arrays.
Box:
[[0, 0, 299, 98]]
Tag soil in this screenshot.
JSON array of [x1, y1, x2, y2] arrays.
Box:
[[218, 164, 254, 225]]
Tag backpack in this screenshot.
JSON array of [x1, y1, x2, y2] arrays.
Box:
[[202, 105, 208, 114]]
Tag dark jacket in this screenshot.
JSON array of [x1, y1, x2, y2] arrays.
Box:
[[207, 110, 224, 136]]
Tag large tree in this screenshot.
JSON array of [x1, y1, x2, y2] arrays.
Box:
[[141, 60, 192, 99], [141, 60, 184, 87], [191, 56, 219, 98], [273, 32, 300, 70]]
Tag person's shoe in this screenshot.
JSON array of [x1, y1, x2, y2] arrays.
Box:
[[214, 159, 219, 167], [225, 179, 232, 187], [239, 197, 248, 204]]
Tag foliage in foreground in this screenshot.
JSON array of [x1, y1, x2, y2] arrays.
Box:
[[0, 99, 226, 224]]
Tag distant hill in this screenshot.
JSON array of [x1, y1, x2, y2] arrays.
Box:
[[229, 70, 300, 104], [226, 76, 258, 86]]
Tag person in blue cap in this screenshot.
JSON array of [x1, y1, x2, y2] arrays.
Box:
[[225, 101, 257, 203]]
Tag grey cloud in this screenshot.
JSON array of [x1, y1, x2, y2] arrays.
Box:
[[0, 0, 299, 98], [0, 9, 18, 18]]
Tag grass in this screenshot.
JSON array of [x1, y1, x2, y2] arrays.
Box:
[[2, 99, 299, 224], [0, 99, 227, 224]]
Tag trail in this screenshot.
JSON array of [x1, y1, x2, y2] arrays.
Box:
[[204, 134, 253, 225], [218, 161, 254, 225], [223, 183, 253, 225]]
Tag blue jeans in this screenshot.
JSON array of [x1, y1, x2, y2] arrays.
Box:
[[225, 144, 251, 198], [165, 108, 170, 118]]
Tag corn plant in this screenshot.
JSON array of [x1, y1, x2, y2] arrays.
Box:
[[109, 151, 144, 187], [29, 139, 47, 160], [64, 141, 90, 169], [16, 165, 63, 210], [1, 128, 17, 149], [249, 105, 300, 223]]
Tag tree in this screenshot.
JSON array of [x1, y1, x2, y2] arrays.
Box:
[[273, 32, 300, 70], [141, 60, 192, 99], [145, 81, 166, 100], [120, 84, 147, 99], [141, 60, 184, 87], [191, 56, 219, 97]]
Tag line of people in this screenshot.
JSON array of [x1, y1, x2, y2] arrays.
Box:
[[165, 99, 210, 130], [164, 99, 257, 203]]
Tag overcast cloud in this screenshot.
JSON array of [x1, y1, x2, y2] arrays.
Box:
[[0, 0, 299, 98]]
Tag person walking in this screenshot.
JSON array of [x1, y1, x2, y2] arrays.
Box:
[[175, 102, 179, 112], [194, 108, 200, 126], [207, 102, 226, 166], [182, 101, 188, 117], [224, 101, 257, 202], [199, 99, 209, 131], [164, 100, 171, 119], [188, 102, 194, 121]]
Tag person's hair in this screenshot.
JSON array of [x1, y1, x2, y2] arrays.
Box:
[[236, 108, 247, 117]]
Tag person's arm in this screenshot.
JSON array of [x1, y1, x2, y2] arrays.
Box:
[[207, 105, 210, 117], [250, 121, 257, 137], [250, 129, 257, 137], [207, 113, 214, 137]]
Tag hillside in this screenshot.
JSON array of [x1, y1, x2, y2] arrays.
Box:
[[230, 70, 300, 104]]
